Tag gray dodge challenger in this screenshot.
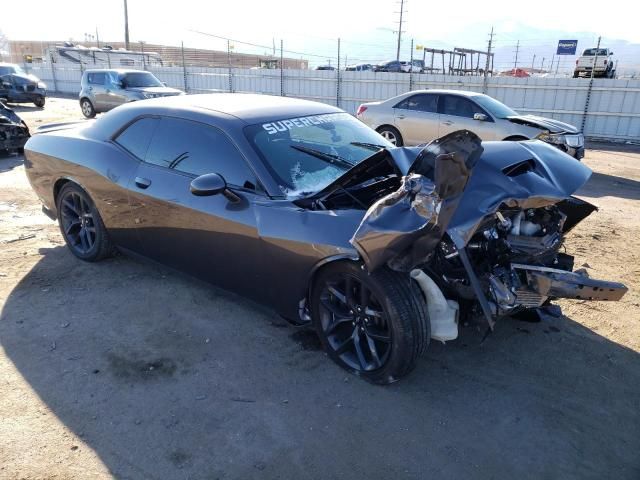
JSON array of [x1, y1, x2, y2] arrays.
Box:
[[23, 94, 627, 384]]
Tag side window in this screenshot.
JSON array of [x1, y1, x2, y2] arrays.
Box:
[[88, 72, 106, 85], [114, 117, 159, 160], [395, 94, 438, 113], [145, 118, 257, 189], [441, 95, 487, 119]]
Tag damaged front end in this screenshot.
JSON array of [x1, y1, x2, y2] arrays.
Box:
[[339, 130, 627, 334], [0, 101, 30, 153]]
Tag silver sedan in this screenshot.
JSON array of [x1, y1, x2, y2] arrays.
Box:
[[356, 89, 585, 159]]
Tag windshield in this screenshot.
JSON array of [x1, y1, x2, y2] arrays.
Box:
[[120, 72, 163, 88], [245, 112, 393, 197], [583, 49, 608, 56], [0, 65, 25, 76], [473, 94, 518, 119]]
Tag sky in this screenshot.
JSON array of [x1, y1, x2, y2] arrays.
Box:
[[2, 0, 639, 70]]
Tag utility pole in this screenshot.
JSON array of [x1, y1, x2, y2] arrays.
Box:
[[513, 40, 520, 70], [96, 27, 100, 48], [531, 54, 536, 72], [482, 26, 494, 93], [541, 57, 545, 71], [123, 0, 130, 50], [395, 0, 407, 61]]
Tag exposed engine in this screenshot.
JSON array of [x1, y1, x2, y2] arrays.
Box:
[[431, 203, 626, 322]]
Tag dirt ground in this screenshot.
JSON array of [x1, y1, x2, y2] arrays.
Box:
[[1, 97, 639, 480]]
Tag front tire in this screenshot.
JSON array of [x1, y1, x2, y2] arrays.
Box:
[[56, 183, 114, 262], [311, 262, 429, 384], [33, 96, 45, 108], [80, 98, 96, 118], [377, 125, 404, 146]]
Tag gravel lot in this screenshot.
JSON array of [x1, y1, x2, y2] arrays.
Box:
[[1, 97, 639, 480]]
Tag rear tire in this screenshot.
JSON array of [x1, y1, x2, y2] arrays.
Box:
[[56, 183, 114, 262], [80, 98, 96, 118], [311, 262, 429, 384], [377, 125, 404, 147]]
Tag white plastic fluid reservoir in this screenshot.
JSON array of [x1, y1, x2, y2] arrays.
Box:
[[410, 269, 459, 343]]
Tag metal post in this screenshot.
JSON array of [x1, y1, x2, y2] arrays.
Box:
[[581, 36, 601, 135], [49, 46, 58, 93], [409, 38, 414, 91], [123, 0, 130, 50], [483, 27, 494, 93], [531, 54, 536, 72], [513, 40, 520, 71], [395, 0, 405, 61], [280, 39, 284, 96], [336, 38, 341, 107], [227, 39, 233, 92], [140, 41, 146, 70], [181, 41, 188, 92]]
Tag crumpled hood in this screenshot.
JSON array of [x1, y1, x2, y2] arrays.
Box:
[[348, 131, 591, 272], [126, 86, 183, 96], [447, 140, 591, 246], [506, 114, 579, 134]]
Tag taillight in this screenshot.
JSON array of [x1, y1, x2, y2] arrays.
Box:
[[356, 105, 367, 116]]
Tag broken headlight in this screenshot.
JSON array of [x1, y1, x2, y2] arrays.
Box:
[[536, 132, 566, 145]]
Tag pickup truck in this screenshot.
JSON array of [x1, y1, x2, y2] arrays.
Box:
[[573, 48, 615, 78]]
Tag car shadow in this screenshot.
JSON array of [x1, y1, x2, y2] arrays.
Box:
[[577, 171, 640, 201], [0, 153, 24, 172], [1, 246, 639, 479], [8, 104, 43, 112]]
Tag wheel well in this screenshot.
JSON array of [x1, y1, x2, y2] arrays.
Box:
[[53, 178, 72, 203], [502, 135, 530, 141], [376, 124, 398, 133]]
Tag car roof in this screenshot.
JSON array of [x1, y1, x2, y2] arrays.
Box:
[[0, 63, 18, 67], [403, 89, 483, 97], [84, 68, 153, 74], [134, 93, 343, 123]]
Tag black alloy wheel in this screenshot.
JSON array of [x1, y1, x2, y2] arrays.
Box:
[[311, 261, 429, 384], [318, 273, 392, 372], [56, 183, 114, 261]]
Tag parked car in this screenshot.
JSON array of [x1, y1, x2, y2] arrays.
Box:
[[356, 89, 585, 159], [23, 94, 627, 383], [79, 69, 184, 118], [315, 65, 336, 71], [574, 48, 615, 78], [373, 60, 404, 73], [400, 61, 422, 73], [0, 63, 47, 107], [0, 100, 30, 154], [345, 63, 373, 72]]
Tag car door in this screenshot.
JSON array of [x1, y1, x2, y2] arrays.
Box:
[[438, 94, 499, 140], [105, 71, 128, 110], [126, 116, 269, 303], [0, 75, 11, 101], [393, 93, 440, 145], [87, 72, 108, 110]]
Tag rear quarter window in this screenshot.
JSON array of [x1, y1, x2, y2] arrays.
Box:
[[87, 72, 106, 85]]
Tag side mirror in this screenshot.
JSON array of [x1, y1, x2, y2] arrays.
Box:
[[190, 173, 241, 202], [190, 173, 227, 196], [473, 113, 488, 121], [162, 82, 167, 87]]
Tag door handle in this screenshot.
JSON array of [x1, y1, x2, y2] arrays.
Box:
[[442, 120, 454, 126], [134, 177, 151, 189], [397, 114, 406, 119]]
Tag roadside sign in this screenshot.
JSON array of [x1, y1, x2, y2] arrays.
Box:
[[416, 44, 424, 50], [557, 40, 578, 55]]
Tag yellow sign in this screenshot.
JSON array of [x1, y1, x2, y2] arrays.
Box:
[[416, 44, 424, 50]]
